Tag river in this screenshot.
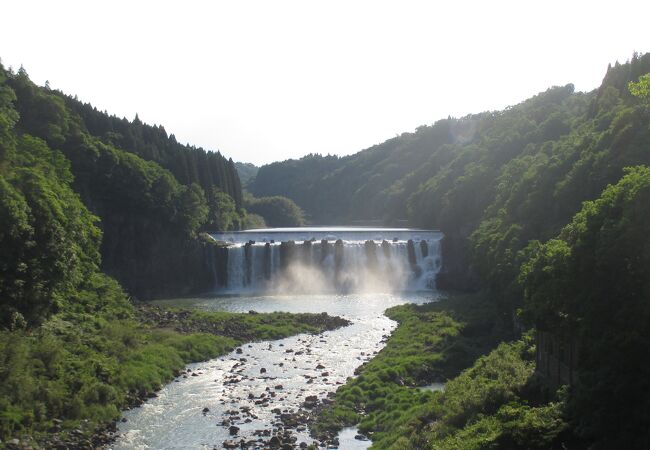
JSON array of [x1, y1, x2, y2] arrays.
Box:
[[111, 291, 440, 449]]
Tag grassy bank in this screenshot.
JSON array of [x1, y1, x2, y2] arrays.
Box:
[[0, 274, 348, 449], [310, 294, 570, 449]]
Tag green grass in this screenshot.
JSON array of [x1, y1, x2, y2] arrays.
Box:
[[310, 293, 504, 446], [310, 294, 569, 450]]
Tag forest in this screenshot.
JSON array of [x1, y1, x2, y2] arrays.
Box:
[[1, 51, 649, 449]]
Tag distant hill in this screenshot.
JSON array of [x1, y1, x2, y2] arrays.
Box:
[[235, 161, 259, 185]]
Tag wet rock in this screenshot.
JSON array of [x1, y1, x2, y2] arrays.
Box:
[[260, 368, 267, 373], [222, 439, 239, 449], [235, 348, 243, 354], [274, 385, 283, 390], [315, 364, 326, 370], [202, 407, 210, 414], [229, 425, 240, 436], [303, 395, 319, 409]]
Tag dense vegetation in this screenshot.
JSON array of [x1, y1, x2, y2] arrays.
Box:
[[521, 166, 650, 448], [2, 64, 245, 299], [312, 296, 569, 450], [244, 192, 306, 227], [235, 161, 259, 186]]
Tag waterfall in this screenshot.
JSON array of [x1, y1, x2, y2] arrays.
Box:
[[210, 228, 443, 293]]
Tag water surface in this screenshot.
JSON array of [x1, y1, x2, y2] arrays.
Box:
[[112, 292, 439, 449]]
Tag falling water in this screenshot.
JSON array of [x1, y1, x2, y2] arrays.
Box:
[[210, 228, 443, 293]]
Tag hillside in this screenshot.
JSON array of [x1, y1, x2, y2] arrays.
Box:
[[235, 161, 259, 186], [252, 54, 650, 292], [3, 65, 245, 299]]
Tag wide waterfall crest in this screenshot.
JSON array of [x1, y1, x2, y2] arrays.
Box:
[[210, 228, 443, 293]]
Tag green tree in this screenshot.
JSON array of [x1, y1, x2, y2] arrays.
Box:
[[628, 73, 650, 101], [0, 135, 101, 326], [205, 188, 240, 231], [521, 166, 650, 448], [245, 195, 305, 227]]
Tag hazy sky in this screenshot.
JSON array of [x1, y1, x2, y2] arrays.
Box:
[[2, 1, 648, 165]]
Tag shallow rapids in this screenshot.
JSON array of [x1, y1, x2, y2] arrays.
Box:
[[111, 292, 439, 449]]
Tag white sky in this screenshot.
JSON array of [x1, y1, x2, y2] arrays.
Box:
[[2, 0, 649, 165]]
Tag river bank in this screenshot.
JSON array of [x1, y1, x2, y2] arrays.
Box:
[[308, 293, 503, 447], [0, 289, 349, 450], [309, 294, 572, 449]]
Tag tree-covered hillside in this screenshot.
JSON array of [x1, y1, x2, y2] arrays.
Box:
[[235, 161, 259, 186], [251, 53, 650, 297], [2, 64, 245, 299]]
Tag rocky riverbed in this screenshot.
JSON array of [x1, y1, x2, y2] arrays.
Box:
[[110, 292, 438, 449]]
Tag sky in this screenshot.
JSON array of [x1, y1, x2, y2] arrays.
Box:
[[1, 0, 649, 166]]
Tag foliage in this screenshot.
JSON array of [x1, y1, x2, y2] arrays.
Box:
[[244, 193, 306, 227], [1, 63, 246, 299], [628, 73, 650, 101], [205, 188, 242, 231], [235, 162, 259, 186], [243, 212, 267, 229], [0, 133, 101, 326], [311, 294, 503, 447], [521, 166, 650, 448], [312, 297, 569, 449]]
